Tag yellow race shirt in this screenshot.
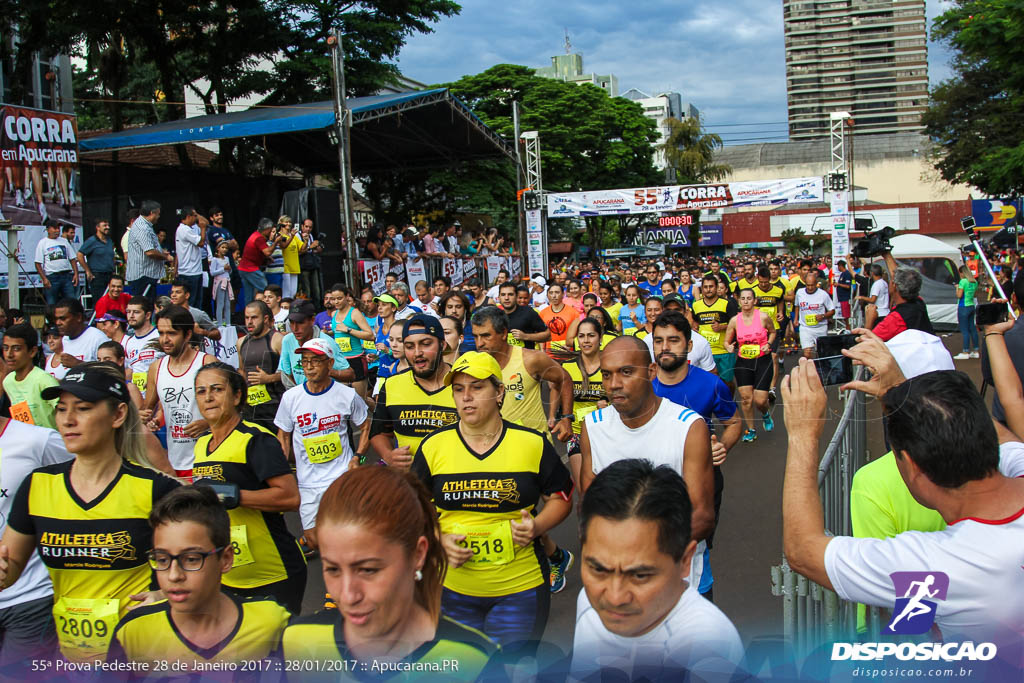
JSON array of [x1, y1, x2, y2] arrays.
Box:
[[411, 422, 573, 597], [193, 422, 306, 590], [691, 297, 737, 355], [109, 594, 289, 667], [368, 369, 458, 455], [7, 460, 180, 660], [729, 277, 759, 296], [754, 284, 786, 330], [561, 359, 605, 434]]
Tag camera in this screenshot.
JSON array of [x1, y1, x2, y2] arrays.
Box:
[[851, 226, 896, 258], [318, 232, 327, 241]]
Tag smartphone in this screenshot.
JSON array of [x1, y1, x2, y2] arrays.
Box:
[[976, 302, 1007, 327], [814, 333, 857, 386]]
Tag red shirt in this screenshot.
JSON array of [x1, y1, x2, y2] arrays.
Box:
[[94, 293, 131, 318], [238, 231, 269, 272]]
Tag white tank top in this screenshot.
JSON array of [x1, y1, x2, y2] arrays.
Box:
[[585, 399, 708, 587], [156, 351, 205, 471]]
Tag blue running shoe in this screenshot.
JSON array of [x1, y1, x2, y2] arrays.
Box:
[[742, 429, 757, 443], [763, 411, 774, 432], [550, 548, 575, 593]]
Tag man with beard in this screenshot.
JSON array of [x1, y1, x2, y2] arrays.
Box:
[[368, 314, 458, 470], [237, 300, 286, 429], [139, 305, 216, 477], [651, 311, 741, 601], [124, 295, 163, 394]]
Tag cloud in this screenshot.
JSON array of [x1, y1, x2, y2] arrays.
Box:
[[397, 0, 954, 144]]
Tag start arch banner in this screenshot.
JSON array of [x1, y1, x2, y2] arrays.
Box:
[[546, 177, 824, 217]]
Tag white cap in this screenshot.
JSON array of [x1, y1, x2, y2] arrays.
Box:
[[885, 330, 954, 379], [532, 275, 547, 287], [294, 337, 336, 360]]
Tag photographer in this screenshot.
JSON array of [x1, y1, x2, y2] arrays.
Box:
[[870, 265, 933, 342], [237, 218, 289, 304]]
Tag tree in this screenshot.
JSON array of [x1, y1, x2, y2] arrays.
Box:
[[781, 228, 811, 255], [660, 117, 731, 255], [923, 2, 1024, 196]]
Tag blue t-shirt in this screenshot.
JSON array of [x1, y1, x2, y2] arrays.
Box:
[[653, 367, 736, 424], [278, 330, 351, 384], [78, 235, 116, 273], [618, 304, 646, 331], [637, 280, 662, 298], [837, 270, 853, 302]]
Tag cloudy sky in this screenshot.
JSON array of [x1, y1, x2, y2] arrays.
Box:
[[397, 0, 956, 145]]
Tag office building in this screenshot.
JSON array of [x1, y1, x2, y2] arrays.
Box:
[[535, 53, 618, 97], [620, 89, 701, 170]]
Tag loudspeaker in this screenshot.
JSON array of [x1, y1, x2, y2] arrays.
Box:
[[280, 188, 344, 288]]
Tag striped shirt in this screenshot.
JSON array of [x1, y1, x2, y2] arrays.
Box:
[[125, 215, 165, 281]]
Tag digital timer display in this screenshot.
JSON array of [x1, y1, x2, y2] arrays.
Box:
[[658, 215, 694, 227]]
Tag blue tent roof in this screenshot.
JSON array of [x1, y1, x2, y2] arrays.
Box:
[[79, 89, 513, 172]]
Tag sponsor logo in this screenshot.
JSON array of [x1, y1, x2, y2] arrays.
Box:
[[441, 477, 521, 505], [831, 642, 996, 662], [886, 571, 947, 635], [39, 531, 137, 565]]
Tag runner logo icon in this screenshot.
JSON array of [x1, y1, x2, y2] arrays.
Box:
[[885, 571, 949, 635]]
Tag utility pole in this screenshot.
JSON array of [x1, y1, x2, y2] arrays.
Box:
[[328, 30, 358, 290], [520, 130, 546, 277]]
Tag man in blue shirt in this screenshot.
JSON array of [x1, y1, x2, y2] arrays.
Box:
[[637, 263, 663, 298], [278, 300, 354, 385], [77, 218, 117, 305], [650, 310, 742, 602], [836, 259, 853, 322]]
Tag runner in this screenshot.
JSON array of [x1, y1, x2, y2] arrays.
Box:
[[655, 293, 716, 374], [54, 299, 107, 367], [275, 338, 369, 552], [724, 289, 776, 442], [2, 323, 58, 428], [108, 485, 290, 666], [140, 305, 216, 478], [752, 266, 786, 399], [237, 300, 285, 430], [191, 362, 306, 613], [571, 459, 744, 681], [359, 289, 381, 390], [794, 270, 835, 359], [124, 295, 163, 394], [329, 284, 375, 401], [690, 276, 739, 391], [282, 466, 498, 678], [411, 351, 573, 653], [0, 363, 179, 661], [43, 328, 68, 380], [278, 300, 353, 386], [0, 412, 71, 673], [368, 315, 458, 469], [538, 283, 577, 352], [440, 315, 464, 367], [558, 317, 607, 486], [496, 282, 550, 349], [439, 290, 475, 353], [729, 261, 758, 298], [96, 310, 131, 353]]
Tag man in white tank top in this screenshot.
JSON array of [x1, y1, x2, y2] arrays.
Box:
[[124, 296, 164, 395], [139, 305, 214, 476], [580, 335, 715, 590]]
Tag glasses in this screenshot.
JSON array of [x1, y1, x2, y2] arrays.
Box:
[[147, 547, 224, 572], [299, 356, 329, 366]]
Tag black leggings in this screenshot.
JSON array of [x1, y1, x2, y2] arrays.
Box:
[[225, 566, 308, 615]]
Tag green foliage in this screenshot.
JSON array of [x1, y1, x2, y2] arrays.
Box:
[[660, 116, 730, 254], [781, 228, 811, 255], [923, 1, 1024, 195]]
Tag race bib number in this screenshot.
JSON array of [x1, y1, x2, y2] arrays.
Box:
[[362, 339, 376, 352], [336, 336, 352, 353], [302, 432, 343, 464], [53, 597, 119, 661], [9, 401, 34, 425], [131, 371, 148, 393], [247, 383, 271, 406], [451, 521, 515, 568], [230, 525, 255, 567], [739, 344, 761, 360], [804, 314, 818, 326], [701, 329, 721, 345], [507, 333, 526, 347]]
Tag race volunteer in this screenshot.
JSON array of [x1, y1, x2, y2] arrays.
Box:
[[724, 289, 776, 442], [411, 352, 573, 652], [237, 300, 285, 429], [793, 270, 835, 359], [124, 295, 163, 394], [55, 299, 107, 367], [580, 336, 715, 599], [140, 305, 216, 477], [571, 460, 744, 681], [496, 282, 550, 349], [368, 315, 458, 469], [690, 276, 739, 388], [191, 363, 306, 614], [2, 323, 58, 428], [277, 300, 354, 386], [0, 364, 179, 661], [559, 317, 607, 486], [275, 338, 369, 551], [329, 284, 375, 401], [282, 467, 498, 680], [108, 486, 290, 667], [0, 413, 72, 671], [538, 283, 577, 352]]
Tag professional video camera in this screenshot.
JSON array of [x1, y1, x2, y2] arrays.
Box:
[[851, 225, 896, 258]]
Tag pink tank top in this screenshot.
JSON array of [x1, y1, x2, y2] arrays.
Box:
[[736, 311, 768, 351]]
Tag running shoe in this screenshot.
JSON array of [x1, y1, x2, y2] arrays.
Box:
[[763, 411, 774, 432], [550, 548, 575, 594], [742, 429, 757, 442], [768, 387, 777, 404], [970, 352, 980, 359], [953, 352, 970, 360]]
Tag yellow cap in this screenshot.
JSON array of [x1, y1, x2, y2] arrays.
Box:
[[443, 351, 502, 386]]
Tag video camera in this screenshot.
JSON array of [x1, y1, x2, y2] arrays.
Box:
[[851, 225, 895, 258]]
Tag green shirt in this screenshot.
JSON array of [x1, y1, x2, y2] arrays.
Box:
[[958, 278, 978, 306], [2, 366, 58, 429]]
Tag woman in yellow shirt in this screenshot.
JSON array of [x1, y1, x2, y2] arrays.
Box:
[[277, 215, 306, 300]]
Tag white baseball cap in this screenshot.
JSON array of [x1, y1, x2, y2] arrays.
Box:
[[294, 337, 336, 360], [885, 330, 954, 379]]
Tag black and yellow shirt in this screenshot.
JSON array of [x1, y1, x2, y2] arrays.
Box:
[[193, 421, 305, 590], [368, 369, 458, 454], [691, 297, 738, 354], [754, 283, 786, 330], [7, 459, 179, 660], [729, 277, 758, 295], [282, 612, 498, 682], [411, 421, 573, 597], [108, 594, 289, 667], [561, 359, 605, 434]]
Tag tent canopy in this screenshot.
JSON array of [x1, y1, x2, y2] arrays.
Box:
[[889, 233, 961, 260], [79, 89, 514, 173]]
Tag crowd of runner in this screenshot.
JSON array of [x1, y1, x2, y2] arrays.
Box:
[[0, 223, 1021, 681]]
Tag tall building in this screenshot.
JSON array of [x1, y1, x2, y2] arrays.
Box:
[[535, 53, 618, 97], [620, 89, 700, 170], [0, 32, 74, 113], [783, 0, 928, 140]]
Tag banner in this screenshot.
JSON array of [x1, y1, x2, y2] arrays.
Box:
[[361, 259, 387, 295], [0, 224, 82, 289], [208, 325, 241, 369], [510, 256, 522, 277], [1, 105, 78, 171], [486, 256, 504, 284], [406, 257, 427, 291], [971, 198, 1020, 229], [463, 257, 477, 280], [634, 224, 723, 248], [546, 177, 824, 217], [442, 257, 464, 286], [830, 190, 850, 258], [525, 208, 545, 277]]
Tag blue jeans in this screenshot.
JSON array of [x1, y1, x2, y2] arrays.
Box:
[[238, 269, 268, 303], [178, 273, 203, 308], [44, 270, 75, 307], [958, 305, 979, 352], [128, 276, 159, 304]]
